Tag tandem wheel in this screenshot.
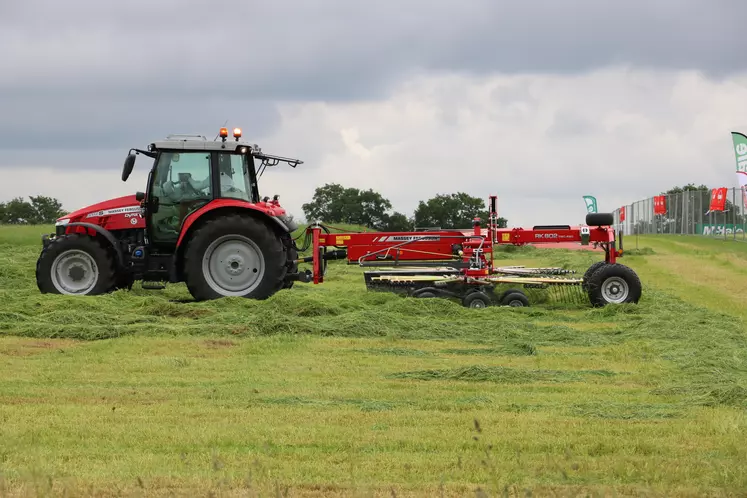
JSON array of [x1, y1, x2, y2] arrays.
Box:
[[462, 291, 491, 308], [412, 287, 439, 298], [498, 288, 530, 307]]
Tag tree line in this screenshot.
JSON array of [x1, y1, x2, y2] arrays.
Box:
[[0, 196, 67, 225], [0, 185, 507, 230], [301, 183, 508, 231]]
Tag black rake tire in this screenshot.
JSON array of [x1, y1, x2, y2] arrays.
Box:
[[585, 212, 614, 226], [412, 288, 438, 298], [500, 291, 530, 307], [183, 214, 288, 301], [582, 261, 608, 292], [586, 263, 642, 307], [36, 233, 117, 296], [462, 291, 491, 308], [498, 288, 526, 303]]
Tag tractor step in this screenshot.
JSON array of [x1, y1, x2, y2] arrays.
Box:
[[141, 282, 166, 290]]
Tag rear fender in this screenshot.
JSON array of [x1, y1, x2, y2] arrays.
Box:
[[176, 199, 291, 248]]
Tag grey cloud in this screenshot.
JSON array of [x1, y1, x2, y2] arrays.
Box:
[[0, 0, 743, 103], [0, 96, 283, 151]]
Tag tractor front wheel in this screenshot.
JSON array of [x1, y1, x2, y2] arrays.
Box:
[[183, 214, 287, 301], [36, 233, 117, 295]]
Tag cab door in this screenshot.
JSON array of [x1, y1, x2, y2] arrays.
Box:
[[145, 150, 214, 246]]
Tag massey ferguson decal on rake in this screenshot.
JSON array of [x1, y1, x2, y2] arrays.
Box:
[[36, 127, 641, 308]]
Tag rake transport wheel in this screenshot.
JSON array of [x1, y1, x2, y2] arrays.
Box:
[[36, 233, 117, 295], [586, 263, 642, 307], [183, 213, 288, 301], [499, 288, 530, 307], [412, 287, 439, 298], [462, 291, 492, 309], [582, 261, 607, 292]]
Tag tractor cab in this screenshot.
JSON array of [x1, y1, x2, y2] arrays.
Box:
[[123, 127, 302, 247]]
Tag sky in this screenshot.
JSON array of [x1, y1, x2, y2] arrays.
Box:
[[2, 0, 747, 227]]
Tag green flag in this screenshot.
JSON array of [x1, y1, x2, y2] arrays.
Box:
[[731, 131, 747, 191], [583, 195, 598, 213]]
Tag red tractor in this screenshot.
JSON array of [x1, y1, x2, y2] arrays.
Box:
[[36, 127, 309, 300]]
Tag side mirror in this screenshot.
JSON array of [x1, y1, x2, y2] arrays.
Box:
[[122, 153, 137, 182]]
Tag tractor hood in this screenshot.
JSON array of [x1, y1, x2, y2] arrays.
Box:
[[56, 194, 142, 225]]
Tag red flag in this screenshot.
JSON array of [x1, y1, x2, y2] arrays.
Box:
[[653, 195, 667, 215], [620, 206, 626, 221], [709, 188, 727, 212]]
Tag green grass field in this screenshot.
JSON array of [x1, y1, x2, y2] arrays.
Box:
[[1, 225, 746, 497]]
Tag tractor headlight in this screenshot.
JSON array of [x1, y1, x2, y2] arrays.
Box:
[[55, 218, 70, 236]]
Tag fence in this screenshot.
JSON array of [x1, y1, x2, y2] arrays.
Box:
[[611, 187, 747, 242]]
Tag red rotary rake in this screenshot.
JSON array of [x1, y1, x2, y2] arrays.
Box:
[[296, 195, 640, 308]]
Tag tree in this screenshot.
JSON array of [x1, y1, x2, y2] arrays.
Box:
[[0, 195, 67, 224], [302, 183, 403, 230], [29, 195, 66, 224], [663, 183, 709, 194], [381, 211, 413, 232], [2, 197, 36, 224], [413, 192, 507, 229]]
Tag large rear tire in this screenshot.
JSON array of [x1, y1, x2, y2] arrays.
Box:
[[36, 233, 117, 296], [182, 214, 287, 301]]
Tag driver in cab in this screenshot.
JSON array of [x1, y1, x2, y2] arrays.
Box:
[[160, 153, 244, 200]]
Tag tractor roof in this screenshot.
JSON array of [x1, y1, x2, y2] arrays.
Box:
[[148, 134, 262, 153], [138, 128, 304, 168]]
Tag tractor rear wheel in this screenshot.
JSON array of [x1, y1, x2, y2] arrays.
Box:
[[182, 214, 287, 301], [36, 233, 117, 295]]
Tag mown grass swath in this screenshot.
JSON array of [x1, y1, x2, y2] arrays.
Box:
[[0, 224, 746, 496]]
